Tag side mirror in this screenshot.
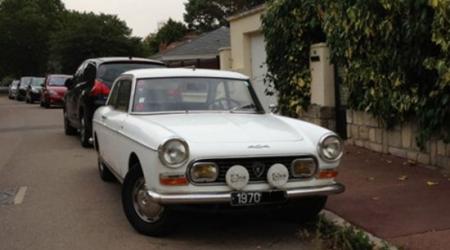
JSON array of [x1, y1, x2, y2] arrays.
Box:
[[269, 104, 279, 113], [41, 83, 45, 87], [65, 78, 73, 88]]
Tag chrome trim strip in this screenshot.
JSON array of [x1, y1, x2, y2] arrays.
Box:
[[93, 120, 157, 151], [146, 183, 345, 205]]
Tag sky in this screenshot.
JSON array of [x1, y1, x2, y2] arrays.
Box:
[[62, 0, 188, 38]]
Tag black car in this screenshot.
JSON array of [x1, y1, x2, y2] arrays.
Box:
[[8, 80, 19, 99], [17, 77, 33, 101], [25, 77, 45, 104], [64, 57, 165, 147]]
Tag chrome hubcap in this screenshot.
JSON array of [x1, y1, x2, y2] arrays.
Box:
[[132, 178, 163, 223]]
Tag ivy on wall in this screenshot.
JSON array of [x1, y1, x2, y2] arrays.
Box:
[[262, 0, 449, 147], [261, 0, 325, 117]]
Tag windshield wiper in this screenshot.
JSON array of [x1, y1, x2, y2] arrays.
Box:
[[230, 103, 256, 113]]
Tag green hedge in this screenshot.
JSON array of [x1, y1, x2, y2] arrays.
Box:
[[262, 0, 450, 147]]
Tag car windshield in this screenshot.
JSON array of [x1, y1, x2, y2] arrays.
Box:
[[132, 77, 261, 113], [20, 77, 32, 87], [48, 76, 70, 86], [98, 62, 163, 87], [31, 78, 45, 86]]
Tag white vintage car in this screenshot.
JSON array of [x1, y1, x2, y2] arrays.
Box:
[[92, 68, 344, 236]]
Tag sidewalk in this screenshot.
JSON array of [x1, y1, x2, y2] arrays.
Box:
[[326, 145, 450, 250]]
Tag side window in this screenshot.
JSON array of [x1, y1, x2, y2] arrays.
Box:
[[116, 80, 132, 112], [107, 81, 120, 107]]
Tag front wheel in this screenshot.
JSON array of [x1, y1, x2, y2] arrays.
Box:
[[64, 109, 77, 135], [122, 165, 174, 236], [79, 113, 92, 148]]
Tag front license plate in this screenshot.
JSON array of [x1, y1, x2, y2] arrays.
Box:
[[230, 191, 287, 207]]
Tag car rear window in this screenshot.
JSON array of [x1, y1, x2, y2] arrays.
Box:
[[48, 76, 70, 86], [97, 62, 164, 87]]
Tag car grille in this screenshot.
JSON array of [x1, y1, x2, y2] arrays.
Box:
[[189, 156, 316, 184]]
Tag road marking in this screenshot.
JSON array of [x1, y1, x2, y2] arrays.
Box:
[[14, 186, 27, 205]]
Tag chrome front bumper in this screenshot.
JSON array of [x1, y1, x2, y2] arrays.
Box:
[[147, 183, 345, 205]]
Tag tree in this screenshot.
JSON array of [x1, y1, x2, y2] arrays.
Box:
[[143, 18, 188, 55], [184, 0, 266, 33], [0, 0, 65, 77], [49, 11, 147, 74]]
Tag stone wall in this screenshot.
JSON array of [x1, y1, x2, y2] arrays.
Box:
[[346, 110, 450, 170], [299, 104, 336, 132]]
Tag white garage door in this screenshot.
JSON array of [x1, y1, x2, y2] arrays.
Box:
[[250, 33, 278, 112]]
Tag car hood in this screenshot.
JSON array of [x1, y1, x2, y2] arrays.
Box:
[[137, 113, 303, 143]]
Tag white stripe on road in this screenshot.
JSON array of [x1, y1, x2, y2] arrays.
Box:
[[14, 186, 27, 205]]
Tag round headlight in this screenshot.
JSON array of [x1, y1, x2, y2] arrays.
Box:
[[158, 139, 189, 167], [318, 134, 343, 162]]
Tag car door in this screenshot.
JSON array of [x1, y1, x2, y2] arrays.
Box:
[[101, 78, 132, 176], [66, 61, 87, 124], [96, 80, 119, 166]]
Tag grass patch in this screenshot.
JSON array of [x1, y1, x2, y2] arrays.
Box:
[[297, 215, 392, 250]]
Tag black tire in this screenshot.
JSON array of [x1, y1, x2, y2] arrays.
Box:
[[97, 156, 116, 182], [44, 101, 50, 109], [122, 165, 174, 236], [278, 196, 327, 223], [40, 100, 44, 107], [79, 112, 92, 148], [64, 109, 77, 135]]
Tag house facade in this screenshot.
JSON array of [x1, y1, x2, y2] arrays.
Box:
[[220, 5, 278, 112]]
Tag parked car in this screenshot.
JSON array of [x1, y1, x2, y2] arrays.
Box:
[[40, 74, 71, 108], [92, 68, 345, 236], [8, 80, 19, 99], [64, 57, 165, 147], [25, 77, 45, 104], [16, 77, 32, 101]]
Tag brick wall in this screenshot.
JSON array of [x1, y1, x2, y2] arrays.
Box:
[[346, 110, 450, 170]]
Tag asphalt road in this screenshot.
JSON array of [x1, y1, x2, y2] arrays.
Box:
[[0, 96, 317, 250]]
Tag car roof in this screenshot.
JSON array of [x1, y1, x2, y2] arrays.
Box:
[[47, 74, 72, 78], [88, 57, 165, 65], [123, 68, 250, 80]]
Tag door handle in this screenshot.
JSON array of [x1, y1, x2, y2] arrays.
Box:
[[101, 115, 107, 120]]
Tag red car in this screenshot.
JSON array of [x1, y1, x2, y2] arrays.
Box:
[[40, 74, 72, 108]]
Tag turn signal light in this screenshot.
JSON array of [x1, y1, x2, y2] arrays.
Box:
[[317, 169, 338, 179], [159, 174, 188, 186]]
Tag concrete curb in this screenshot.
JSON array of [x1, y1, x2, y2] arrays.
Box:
[[321, 210, 398, 250]]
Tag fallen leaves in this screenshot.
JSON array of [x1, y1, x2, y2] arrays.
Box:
[[398, 175, 408, 181], [426, 181, 439, 186]]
